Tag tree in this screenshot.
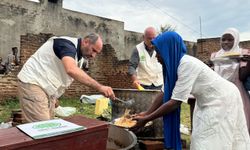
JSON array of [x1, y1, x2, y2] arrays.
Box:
[[158, 24, 176, 34]]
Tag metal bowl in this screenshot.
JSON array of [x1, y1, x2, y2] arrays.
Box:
[[107, 124, 137, 150]]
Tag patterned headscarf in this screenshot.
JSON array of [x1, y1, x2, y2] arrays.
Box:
[[152, 31, 186, 150]]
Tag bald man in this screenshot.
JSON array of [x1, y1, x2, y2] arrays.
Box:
[[128, 27, 163, 90], [18, 33, 115, 122]]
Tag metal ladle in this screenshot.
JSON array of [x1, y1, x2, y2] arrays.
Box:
[[114, 97, 135, 107]]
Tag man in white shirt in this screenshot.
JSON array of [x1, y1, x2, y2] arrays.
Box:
[[18, 33, 115, 122], [128, 27, 163, 90]]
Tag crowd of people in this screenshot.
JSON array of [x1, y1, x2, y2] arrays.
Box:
[[3, 26, 249, 149]]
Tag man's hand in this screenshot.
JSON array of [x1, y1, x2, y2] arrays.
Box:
[[132, 80, 141, 89], [98, 85, 115, 100], [62, 56, 116, 98]]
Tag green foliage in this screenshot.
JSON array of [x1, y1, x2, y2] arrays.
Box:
[[0, 98, 20, 123]]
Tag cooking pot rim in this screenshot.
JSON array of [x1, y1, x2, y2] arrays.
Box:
[[113, 88, 160, 92], [108, 124, 137, 149]]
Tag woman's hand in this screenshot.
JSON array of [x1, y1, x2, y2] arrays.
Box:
[[130, 115, 149, 132], [131, 111, 147, 118]]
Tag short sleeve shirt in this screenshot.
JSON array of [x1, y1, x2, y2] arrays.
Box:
[[53, 38, 82, 61]]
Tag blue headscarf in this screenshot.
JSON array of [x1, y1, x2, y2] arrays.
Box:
[[152, 31, 187, 149]]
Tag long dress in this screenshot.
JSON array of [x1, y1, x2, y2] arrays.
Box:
[[211, 49, 250, 134], [171, 55, 250, 150]]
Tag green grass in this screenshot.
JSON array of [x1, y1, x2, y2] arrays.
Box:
[[181, 103, 192, 149], [0, 97, 191, 127], [0, 97, 100, 123], [0, 98, 191, 130], [58, 97, 99, 119], [181, 102, 191, 129], [0, 98, 20, 123]]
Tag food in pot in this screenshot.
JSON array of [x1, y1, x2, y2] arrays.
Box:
[[114, 109, 136, 128], [114, 117, 136, 128]]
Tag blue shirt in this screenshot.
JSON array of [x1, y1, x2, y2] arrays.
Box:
[[53, 38, 82, 61]]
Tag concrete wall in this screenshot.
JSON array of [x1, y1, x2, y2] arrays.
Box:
[[184, 41, 197, 57], [124, 30, 143, 58], [0, 0, 142, 60]]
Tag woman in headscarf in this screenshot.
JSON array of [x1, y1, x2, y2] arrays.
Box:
[[211, 28, 250, 134], [132, 31, 250, 150]]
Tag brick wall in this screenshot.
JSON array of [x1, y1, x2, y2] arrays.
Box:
[[2, 33, 249, 101], [64, 44, 133, 98], [0, 70, 19, 100], [0, 33, 132, 101], [196, 38, 221, 63], [20, 33, 54, 64], [196, 38, 250, 63], [240, 41, 250, 49], [0, 33, 54, 100]]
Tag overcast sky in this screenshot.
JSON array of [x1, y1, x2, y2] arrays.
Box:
[[30, 0, 250, 42]]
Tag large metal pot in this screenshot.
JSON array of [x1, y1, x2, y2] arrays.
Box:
[[107, 124, 137, 150], [112, 88, 163, 138]]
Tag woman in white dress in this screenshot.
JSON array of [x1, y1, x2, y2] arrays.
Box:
[[132, 31, 250, 150], [211, 28, 250, 134]]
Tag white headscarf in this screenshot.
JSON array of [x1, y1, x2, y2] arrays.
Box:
[[215, 28, 241, 57], [213, 28, 241, 82]]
